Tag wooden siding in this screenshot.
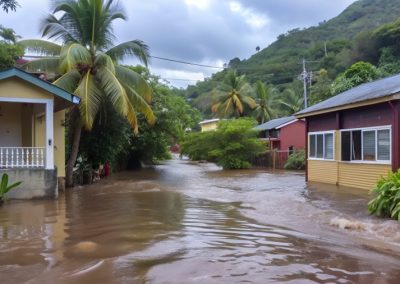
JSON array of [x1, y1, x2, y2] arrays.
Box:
[[279, 120, 306, 151], [308, 160, 338, 185], [338, 163, 391, 190], [341, 103, 391, 129], [308, 112, 337, 132]]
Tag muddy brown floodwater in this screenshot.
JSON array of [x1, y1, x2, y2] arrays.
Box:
[[1, 158, 400, 283]]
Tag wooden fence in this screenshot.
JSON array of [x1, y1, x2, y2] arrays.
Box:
[[253, 150, 290, 169]]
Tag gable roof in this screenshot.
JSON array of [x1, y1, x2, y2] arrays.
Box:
[[0, 67, 80, 104], [254, 116, 296, 131], [296, 73, 400, 117]]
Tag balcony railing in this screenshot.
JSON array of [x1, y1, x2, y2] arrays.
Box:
[[0, 147, 46, 169]]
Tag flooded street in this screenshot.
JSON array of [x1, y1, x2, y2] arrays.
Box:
[[1, 158, 400, 283]]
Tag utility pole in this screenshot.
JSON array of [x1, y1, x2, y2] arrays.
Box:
[[302, 58, 308, 108]]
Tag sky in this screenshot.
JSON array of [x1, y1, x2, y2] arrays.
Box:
[[1, 0, 356, 87]]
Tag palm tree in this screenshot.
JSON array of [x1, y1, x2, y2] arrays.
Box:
[[252, 81, 276, 124], [278, 88, 304, 115], [19, 0, 155, 187], [211, 70, 255, 118]]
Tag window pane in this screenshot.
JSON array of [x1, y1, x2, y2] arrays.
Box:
[[324, 133, 334, 159], [341, 131, 351, 161], [309, 135, 316, 158], [351, 130, 362, 160], [362, 131, 376, 161], [378, 129, 390, 160], [316, 134, 324, 158]]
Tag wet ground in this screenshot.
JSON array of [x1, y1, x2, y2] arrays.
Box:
[[1, 158, 400, 283]]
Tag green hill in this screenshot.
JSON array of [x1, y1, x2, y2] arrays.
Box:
[[186, 0, 400, 116]]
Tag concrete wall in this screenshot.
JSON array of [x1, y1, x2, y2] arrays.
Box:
[[1, 168, 58, 199]]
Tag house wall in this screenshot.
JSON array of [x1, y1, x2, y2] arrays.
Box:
[[200, 122, 218, 132], [306, 102, 395, 190], [279, 120, 306, 151], [0, 77, 67, 177]]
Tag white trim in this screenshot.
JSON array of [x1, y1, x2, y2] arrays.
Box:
[[275, 118, 304, 129], [308, 130, 335, 161], [45, 100, 54, 170], [340, 126, 392, 164], [0, 97, 52, 104], [199, 118, 220, 125]]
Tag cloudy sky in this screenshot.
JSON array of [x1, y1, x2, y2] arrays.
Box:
[[2, 0, 356, 87]]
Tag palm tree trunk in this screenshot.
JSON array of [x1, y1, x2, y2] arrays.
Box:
[[66, 109, 82, 188]]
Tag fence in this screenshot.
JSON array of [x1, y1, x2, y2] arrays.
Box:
[[253, 150, 290, 169], [0, 147, 46, 168]]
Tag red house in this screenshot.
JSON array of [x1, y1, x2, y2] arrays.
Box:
[[255, 116, 306, 151]]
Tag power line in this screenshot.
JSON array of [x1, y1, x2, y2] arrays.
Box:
[[149, 55, 224, 69]]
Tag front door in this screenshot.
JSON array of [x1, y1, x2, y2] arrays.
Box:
[[0, 102, 22, 147]]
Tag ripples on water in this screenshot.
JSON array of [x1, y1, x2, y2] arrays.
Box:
[[0, 158, 400, 283]]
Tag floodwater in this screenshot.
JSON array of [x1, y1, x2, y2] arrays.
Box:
[[1, 158, 400, 283]]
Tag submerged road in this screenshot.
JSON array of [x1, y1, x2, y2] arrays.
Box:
[[0, 158, 400, 283]]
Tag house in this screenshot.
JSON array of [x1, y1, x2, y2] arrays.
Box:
[[0, 68, 80, 199], [199, 118, 220, 132], [254, 116, 306, 151], [295, 74, 400, 189]]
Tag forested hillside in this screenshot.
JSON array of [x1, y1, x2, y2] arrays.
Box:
[[186, 0, 400, 118]]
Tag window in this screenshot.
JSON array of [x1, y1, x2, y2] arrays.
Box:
[[308, 132, 334, 160], [341, 127, 391, 163]]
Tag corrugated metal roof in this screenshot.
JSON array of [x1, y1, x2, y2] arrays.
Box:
[[296, 73, 400, 116], [254, 116, 296, 131]]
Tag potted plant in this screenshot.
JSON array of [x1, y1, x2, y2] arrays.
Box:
[[0, 173, 22, 205]]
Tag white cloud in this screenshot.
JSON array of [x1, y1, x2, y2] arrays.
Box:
[[184, 0, 210, 11], [229, 1, 269, 29]]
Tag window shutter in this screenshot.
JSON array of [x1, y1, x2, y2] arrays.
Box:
[[324, 133, 333, 159], [316, 134, 324, 158], [309, 135, 316, 158], [362, 131, 375, 161]]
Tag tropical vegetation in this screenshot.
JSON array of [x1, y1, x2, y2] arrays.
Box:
[[20, 0, 155, 187], [0, 0, 18, 12], [0, 173, 21, 203], [284, 150, 306, 170], [180, 118, 265, 169], [368, 170, 400, 221]]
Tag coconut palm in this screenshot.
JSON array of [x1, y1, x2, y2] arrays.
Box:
[[252, 81, 276, 124], [278, 88, 305, 115], [19, 0, 155, 187], [211, 70, 255, 118]]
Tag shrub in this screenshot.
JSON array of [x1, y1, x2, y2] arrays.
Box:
[[181, 118, 266, 169], [284, 150, 306, 170], [0, 173, 21, 202], [368, 170, 400, 221]]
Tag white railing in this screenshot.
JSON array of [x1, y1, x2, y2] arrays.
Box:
[[0, 147, 46, 168]]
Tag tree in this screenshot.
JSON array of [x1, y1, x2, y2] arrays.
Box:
[[211, 70, 255, 118], [252, 81, 275, 124], [20, 0, 155, 187], [181, 118, 265, 169], [277, 88, 304, 115], [256, 46, 260, 52], [331, 61, 380, 95], [0, 26, 23, 70], [309, 69, 333, 105], [0, 0, 18, 12]]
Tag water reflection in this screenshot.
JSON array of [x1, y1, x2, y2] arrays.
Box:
[[0, 159, 399, 283]]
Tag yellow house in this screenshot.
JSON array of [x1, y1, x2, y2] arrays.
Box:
[[296, 74, 400, 190], [199, 118, 220, 132], [0, 68, 80, 199]]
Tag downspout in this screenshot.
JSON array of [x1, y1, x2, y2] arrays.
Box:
[[305, 119, 309, 182]]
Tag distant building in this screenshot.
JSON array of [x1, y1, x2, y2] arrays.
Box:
[[199, 118, 220, 132], [254, 116, 305, 151], [296, 73, 400, 189]]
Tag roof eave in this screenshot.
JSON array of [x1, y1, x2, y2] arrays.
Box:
[[295, 94, 400, 118]]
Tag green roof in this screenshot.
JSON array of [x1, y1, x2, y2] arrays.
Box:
[[0, 67, 80, 104]]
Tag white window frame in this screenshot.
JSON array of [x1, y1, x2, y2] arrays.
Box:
[[340, 125, 391, 165], [308, 131, 335, 161]]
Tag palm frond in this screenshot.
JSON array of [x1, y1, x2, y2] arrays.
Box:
[[124, 84, 156, 125], [74, 71, 103, 129], [18, 39, 62, 56], [53, 69, 81, 93], [106, 40, 150, 65], [95, 52, 115, 73], [59, 43, 91, 72], [115, 66, 152, 103], [22, 58, 60, 74]]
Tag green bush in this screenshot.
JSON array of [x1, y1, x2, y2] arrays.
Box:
[[181, 118, 266, 169], [284, 150, 306, 170], [368, 170, 400, 221], [0, 173, 21, 202]]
